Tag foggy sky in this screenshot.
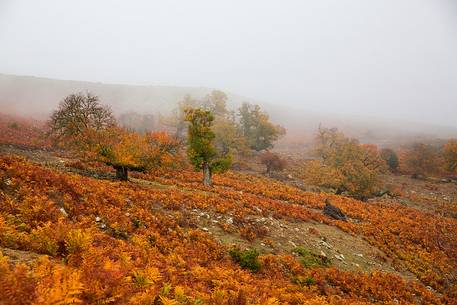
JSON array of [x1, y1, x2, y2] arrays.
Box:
[[1, 0, 456, 127]]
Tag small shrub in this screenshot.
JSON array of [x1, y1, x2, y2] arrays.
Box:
[[64, 229, 92, 255], [229, 248, 261, 272], [31, 222, 64, 256], [293, 275, 316, 287], [8, 122, 19, 130], [132, 266, 162, 287], [293, 247, 330, 268]]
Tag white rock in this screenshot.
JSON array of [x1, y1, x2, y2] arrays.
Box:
[[334, 254, 345, 261], [226, 217, 233, 225], [202, 227, 209, 232], [59, 207, 68, 217], [319, 240, 332, 249], [254, 206, 262, 213], [95, 216, 101, 222]]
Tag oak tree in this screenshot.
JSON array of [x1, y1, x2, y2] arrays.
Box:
[[443, 139, 457, 173], [185, 108, 231, 186], [403, 143, 438, 178], [49, 92, 115, 142], [308, 127, 385, 199], [380, 148, 399, 172], [238, 103, 285, 151]]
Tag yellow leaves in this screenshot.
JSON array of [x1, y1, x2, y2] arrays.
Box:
[[35, 266, 84, 305], [65, 229, 92, 255], [443, 139, 457, 172], [173, 285, 187, 302], [132, 266, 162, 287], [264, 297, 280, 305], [159, 296, 179, 305], [0, 255, 83, 305]]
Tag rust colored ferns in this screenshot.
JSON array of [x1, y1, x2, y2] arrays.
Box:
[[0, 156, 456, 304]]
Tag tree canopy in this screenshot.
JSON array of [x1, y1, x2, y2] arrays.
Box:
[[49, 92, 115, 141], [238, 103, 285, 151], [185, 108, 231, 186], [443, 139, 457, 173], [306, 127, 385, 199]]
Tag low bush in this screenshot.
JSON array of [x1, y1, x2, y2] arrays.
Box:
[[229, 247, 261, 272]]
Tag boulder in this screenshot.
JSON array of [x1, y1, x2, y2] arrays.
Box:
[[323, 201, 347, 221]]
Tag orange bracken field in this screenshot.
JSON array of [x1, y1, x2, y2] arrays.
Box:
[[0, 116, 456, 304]]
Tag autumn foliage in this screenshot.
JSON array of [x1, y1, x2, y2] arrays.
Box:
[[1, 156, 455, 304], [0, 113, 456, 304], [305, 127, 386, 199]]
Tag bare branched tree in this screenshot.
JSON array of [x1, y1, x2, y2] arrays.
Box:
[[49, 92, 116, 139]]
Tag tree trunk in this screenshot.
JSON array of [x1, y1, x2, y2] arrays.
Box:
[[115, 166, 129, 181], [266, 165, 272, 176], [202, 162, 212, 187]]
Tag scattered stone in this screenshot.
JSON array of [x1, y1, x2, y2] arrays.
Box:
[[323, 200, 347, 221], [202, 227, 209, 232], [95, 216, 102, 222], [289, 241, 297, 248], [211, 220, 219, 224], [334, 254, 345, 261], [4, 179, 11, 186], [226, 217, 233, 225], [319, 240, 332, 249], [355, 253, 364, 257], [319, 251, 327, 258], [125, 212, 131, 217]]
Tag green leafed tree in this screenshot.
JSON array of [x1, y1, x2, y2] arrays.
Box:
[[238, 103, 285, 151], [185, 108, 231, 186], [380, 148, 399, 172]]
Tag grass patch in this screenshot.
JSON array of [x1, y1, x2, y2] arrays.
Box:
[[229, 247, 261, 272], [293, 247, 331, 268]]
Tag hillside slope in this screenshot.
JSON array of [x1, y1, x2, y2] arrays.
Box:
[[0, 73, 220, 118], [0, 118, 456, 304], [1, 73, 456, 147]]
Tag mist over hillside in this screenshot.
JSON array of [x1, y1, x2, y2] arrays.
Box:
[[1, 73, 456, 146]]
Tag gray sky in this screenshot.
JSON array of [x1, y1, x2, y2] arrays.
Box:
[[1, 0, 456, 127]]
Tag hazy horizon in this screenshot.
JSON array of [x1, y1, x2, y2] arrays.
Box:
[[1, 0, 457, 127]]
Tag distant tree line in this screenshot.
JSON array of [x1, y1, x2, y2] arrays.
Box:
[[48, 90, 286, 185]]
